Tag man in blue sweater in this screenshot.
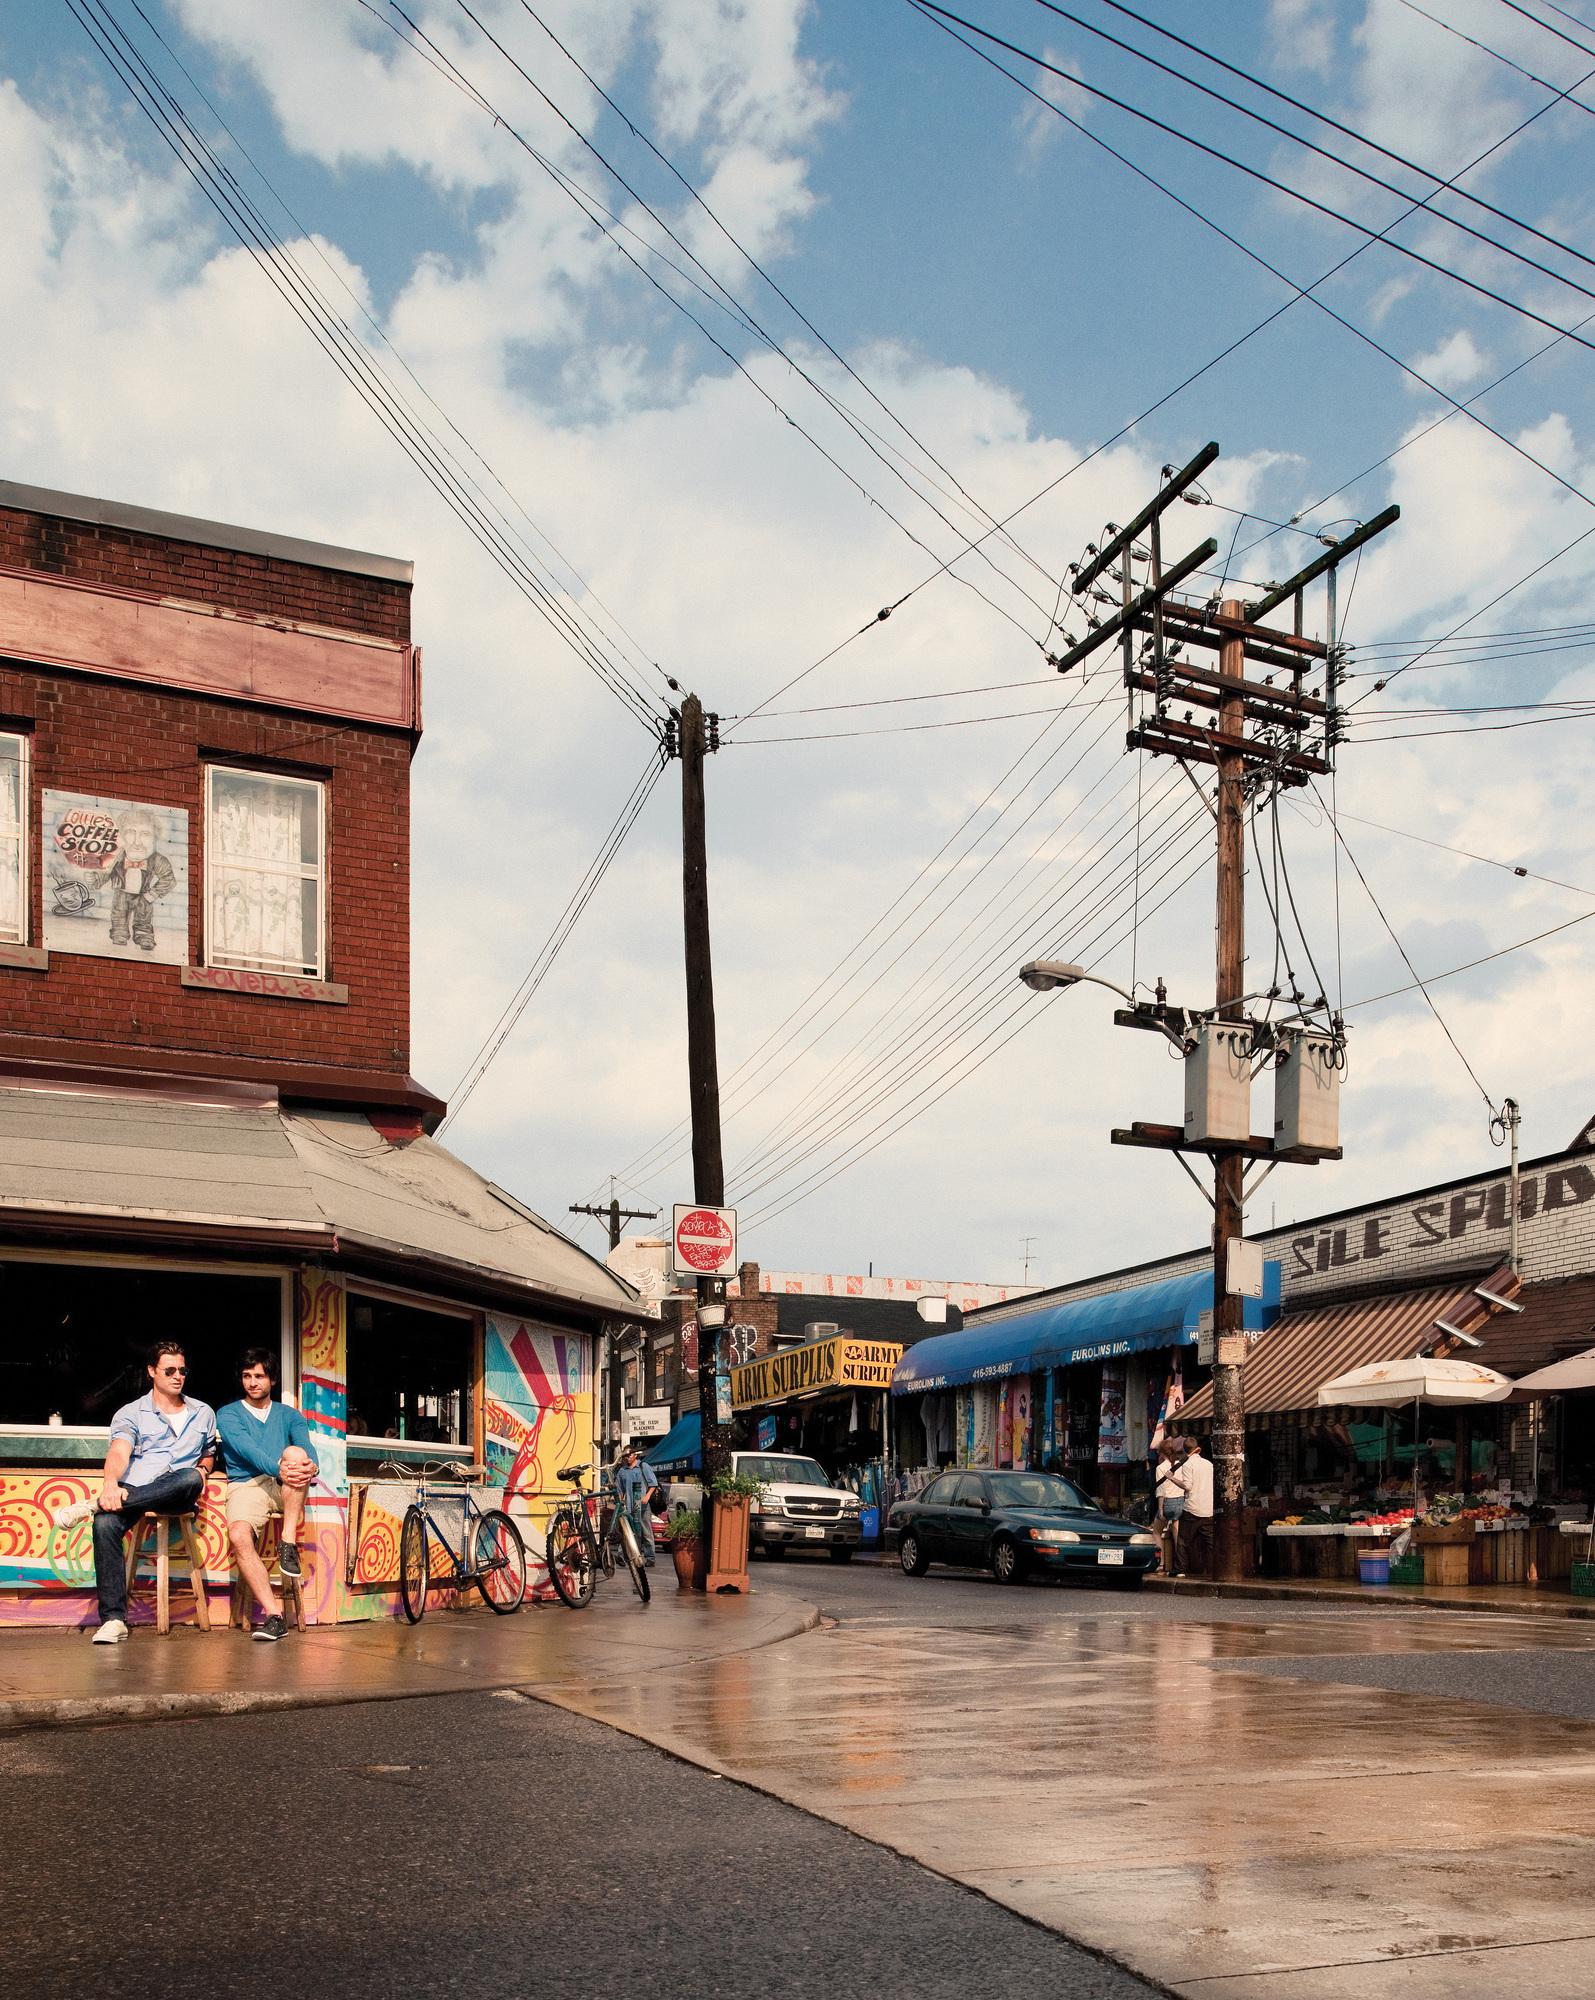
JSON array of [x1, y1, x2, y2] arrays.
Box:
[[216, 1348, 319, 1642]]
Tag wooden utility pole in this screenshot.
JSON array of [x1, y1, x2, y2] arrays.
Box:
[[677, 693, 731, 1490], [1211, 603, 1249, 1583], [1057, 448, 1396, 1583], [571, 1192, 659, 1453]]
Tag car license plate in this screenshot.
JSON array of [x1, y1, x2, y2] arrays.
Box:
[[1097, 1547, 1124, 1566], [804, 1525, 825, 1540]]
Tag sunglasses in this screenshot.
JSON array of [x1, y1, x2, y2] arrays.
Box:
[[157, 1364, 188, 1376]]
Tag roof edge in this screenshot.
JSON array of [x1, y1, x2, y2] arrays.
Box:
[[0, 478, 413, 585]]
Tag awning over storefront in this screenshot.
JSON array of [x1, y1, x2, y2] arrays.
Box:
[[1178, 1266, 1526, 1423], [648, 1410, 701, 1472], [891, 1262, 1281, 1395]]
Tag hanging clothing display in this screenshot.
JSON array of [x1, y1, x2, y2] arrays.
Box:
[[1098, 1361, 1129, 1465]]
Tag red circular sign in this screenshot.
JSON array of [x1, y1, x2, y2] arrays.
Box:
[[675, 1207, 734, 1272]]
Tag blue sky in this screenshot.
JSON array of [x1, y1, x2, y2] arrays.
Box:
[[3, 1, 1594, 1284]]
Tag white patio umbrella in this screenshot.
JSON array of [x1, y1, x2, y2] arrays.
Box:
[[1512, 1347, 1595, 1394], [1316, 1357, 1514, 1526]]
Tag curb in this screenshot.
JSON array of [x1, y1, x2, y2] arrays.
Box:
[[1143, 1574, 1595, 1617], [0, 1601, 823, 1735]]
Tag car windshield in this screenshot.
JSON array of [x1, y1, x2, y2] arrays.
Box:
[[738, 1455, 832, 1486], [987, 1472, 1097, 1512]]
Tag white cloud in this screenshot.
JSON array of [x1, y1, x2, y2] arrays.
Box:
[[1410, 328, 1489, 389]]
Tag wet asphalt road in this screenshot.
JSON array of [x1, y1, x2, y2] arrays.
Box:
[[0, 1682, 1158, 2000]]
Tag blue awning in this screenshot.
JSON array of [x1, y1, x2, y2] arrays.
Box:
[[647, 1410, 701, 1471], [891, 1261, 1281, 1394]]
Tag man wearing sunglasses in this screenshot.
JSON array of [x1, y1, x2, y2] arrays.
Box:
[[55, 1338, 219, 1645]]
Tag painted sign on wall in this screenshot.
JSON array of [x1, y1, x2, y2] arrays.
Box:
[[730, 1336, 905, 1409], [42, 790, 189, 964]]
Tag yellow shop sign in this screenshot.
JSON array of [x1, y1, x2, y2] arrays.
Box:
[[730, 1336, 905, 1411]]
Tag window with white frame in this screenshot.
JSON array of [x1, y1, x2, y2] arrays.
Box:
[[204, 765, 326, 979], [0, 731, 27, 947]]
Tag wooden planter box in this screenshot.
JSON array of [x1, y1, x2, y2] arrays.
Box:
[[705, 1493, 751, 1594]]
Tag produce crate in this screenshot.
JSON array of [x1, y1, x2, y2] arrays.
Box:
[[1389, 1553, 1425, 1586], [1572, 1562, 1595, 1599]]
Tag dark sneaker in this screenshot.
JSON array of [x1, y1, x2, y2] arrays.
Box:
[[252, 1614, 288, 1643], [278, 1542, 303, 1583]]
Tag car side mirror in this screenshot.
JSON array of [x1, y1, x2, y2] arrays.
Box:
[[979, 1498, 991, 1514]]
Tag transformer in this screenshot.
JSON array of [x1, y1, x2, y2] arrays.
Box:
[[1184, 1021, 1253, 1144], [1275, 1030, 1341, 1153]]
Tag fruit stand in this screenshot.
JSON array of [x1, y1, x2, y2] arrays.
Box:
[[1266, 1510, 1412, 1580]]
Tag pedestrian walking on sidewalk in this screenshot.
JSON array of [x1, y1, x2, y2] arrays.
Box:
[[1154, 1439, 1185, 1576], [613, 1443, 660, 1569], [53, 1340, 218, 1644], [1171, 1438, 1214, 1578]]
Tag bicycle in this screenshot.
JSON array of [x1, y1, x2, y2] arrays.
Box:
[[385, 1459, 529, 1623], [544, 1462, 651, 1608]]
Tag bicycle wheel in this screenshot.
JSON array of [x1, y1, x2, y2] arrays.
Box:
[[618, 1516, 651, 1604], [544, 1510, 595, 1609], [597, 1502, 616, 1579], [399, 1507, 430, 1624], [474, 1508, 527, 1613]]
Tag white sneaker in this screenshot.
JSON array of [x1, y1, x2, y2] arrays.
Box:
[[91, 1618, 129, 1645], [52, 1498, 97, 1530]]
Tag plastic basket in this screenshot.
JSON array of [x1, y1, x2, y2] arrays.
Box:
[[1357, 1550, 1391, 1586], [1389, 1552, 1425, 1586], [1572, 1562, 1595, 1599]]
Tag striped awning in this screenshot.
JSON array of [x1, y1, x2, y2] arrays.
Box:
[[1179, 1267, 1520, 1424]]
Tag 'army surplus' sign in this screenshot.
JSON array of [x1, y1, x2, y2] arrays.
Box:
[[730, 1336, 904, 1410]]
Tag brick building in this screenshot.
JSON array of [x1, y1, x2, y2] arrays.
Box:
[[0, 480, 641, 1628]]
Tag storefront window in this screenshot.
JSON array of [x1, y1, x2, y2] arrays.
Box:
[[0, 1261, 284, 1441], [204, 764, 325, 978], [345, 1292, 473, 1461], [0, 730, 26, 945]]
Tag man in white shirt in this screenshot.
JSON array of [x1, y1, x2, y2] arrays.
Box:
[[1172, 1438, 1215, 1577]]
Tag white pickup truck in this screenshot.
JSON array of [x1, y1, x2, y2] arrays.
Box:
[[660, 1450, 862, 1560], [736, 1451, 862, 1561]]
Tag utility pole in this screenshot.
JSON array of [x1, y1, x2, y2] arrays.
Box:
[[571, 1189, 659, 1452], [1021, 1236, 1038, 1286], [1056, 445, 1397, 1581], [673, 693, 731, 1492]]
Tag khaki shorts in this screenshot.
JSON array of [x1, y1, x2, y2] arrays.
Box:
[[226, 1473, 284, 1533]]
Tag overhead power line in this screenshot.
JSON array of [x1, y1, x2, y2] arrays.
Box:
[[911, 2, 1595, 361], [71, 0, 666, 732], [438, 746, 667, 1135], [1393, 0, 1595, 109]]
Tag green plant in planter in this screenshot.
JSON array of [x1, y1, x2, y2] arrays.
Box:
[[707, 1471, 764, 1502], [664, 1508, 702, 1544]]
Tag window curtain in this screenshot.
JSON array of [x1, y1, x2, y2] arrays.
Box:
[[212, 778, 305, 969], [0, 745, 21, 942]]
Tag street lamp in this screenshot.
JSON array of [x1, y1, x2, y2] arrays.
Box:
[[1019, 961, 1188, 1050]]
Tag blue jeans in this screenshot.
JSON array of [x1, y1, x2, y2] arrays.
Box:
[[618, 1495, 656, 1567], [92, 1468, 205, 1622]]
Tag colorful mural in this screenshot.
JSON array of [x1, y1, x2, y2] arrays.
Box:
[[484, 1313, 592, 1596], [297, 1266, 350, 1625], [0, 1471, 232, 1627]]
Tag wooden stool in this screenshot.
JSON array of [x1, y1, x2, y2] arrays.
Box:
[[228, 1519, 308, 1634], [124, 1512, 212, 1635]]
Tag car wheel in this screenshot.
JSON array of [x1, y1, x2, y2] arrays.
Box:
[[898, 1530, 929, 1577], [991, 1536, 1024, 1585]]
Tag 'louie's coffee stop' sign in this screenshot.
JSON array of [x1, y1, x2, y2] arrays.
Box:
[[672, 1204, 737, 1278]]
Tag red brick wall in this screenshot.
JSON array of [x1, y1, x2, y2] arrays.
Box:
[[0, 505, 409, 642], [0, 661, 411, 1081]]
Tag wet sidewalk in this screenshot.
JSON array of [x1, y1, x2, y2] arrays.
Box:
[[1146, 1572, 1595, 1617], [0, 1583, 818, 1732]]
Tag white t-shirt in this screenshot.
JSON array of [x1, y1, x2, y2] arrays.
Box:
[[243, 1400, 272, 1424], [1174, 1453, 1215, 1518]]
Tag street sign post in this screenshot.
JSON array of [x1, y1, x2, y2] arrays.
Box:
[[672, 1202, 737, 1278]]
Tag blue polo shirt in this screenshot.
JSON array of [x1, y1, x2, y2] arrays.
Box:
[[109, 1392, 218, 1486]]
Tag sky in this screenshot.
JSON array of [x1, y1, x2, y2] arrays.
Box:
[[3, 0, 1595, 1289]]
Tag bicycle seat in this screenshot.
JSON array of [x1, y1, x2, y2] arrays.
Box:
[[556, 1463, 589, 1484]]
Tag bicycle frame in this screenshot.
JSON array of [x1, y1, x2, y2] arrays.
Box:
[[389, 1462, 491, 1582]]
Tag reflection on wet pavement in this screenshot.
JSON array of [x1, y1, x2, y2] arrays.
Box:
[[544, 1589, 1595, 1998]]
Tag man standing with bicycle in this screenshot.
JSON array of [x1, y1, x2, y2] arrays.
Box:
[[614, 1442, 661, 1570]]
